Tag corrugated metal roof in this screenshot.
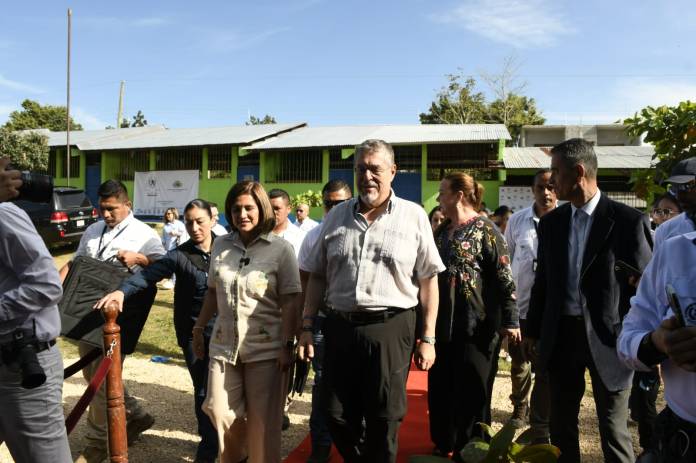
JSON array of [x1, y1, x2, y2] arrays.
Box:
[[246, 124, 511, 150], [44, 123, 306, 150], [503, 146, 655, 169]]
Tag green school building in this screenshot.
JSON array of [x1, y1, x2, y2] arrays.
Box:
[[39, 122, 653, 219]]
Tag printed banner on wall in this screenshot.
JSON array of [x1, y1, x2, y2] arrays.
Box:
[[133, 170, 199, 216], [498, 186, 534, 212]]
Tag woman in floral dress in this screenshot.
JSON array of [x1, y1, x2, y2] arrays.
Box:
[[428, 171, 521, 460]]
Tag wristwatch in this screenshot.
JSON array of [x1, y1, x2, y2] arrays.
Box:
[[421, 336, 436, 345]]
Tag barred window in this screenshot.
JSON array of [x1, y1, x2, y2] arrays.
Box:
[[266, 149, 322, 183], [115, 150, 150, 181], [426, 143, 498, 181], [238, 151, 259, 167], [329, 148, 353, 169], [60, 151, 81, 178], [208, 145, 232, 179], [38, 149, 58, 176], [393, 145, 421, 173], [155, 146, 202, 172]]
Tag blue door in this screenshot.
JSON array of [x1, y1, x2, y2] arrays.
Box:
[[329, 169, 354, 194], [237, 166, 259, 182], [85, 165, 101, 207], [392, 172, 422, 204]]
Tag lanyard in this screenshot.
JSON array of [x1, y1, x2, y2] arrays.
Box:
[[96, 222, 131, 259]]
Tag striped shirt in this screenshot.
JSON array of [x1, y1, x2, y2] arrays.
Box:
[[305, 192, 445, 312]]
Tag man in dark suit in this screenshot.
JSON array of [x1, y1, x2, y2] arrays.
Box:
[[524, 138, 653, 463]]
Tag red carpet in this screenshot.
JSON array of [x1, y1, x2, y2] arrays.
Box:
[[283, 363, 431, 462]]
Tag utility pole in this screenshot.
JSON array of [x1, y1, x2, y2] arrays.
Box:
[[66, 8, 72, 187], [117, 80, 125, 128]]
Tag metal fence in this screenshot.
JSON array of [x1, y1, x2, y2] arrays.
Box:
[[207, 145, 232, 179], [266, 149, 322, 183], [115, 150, 149, 181], [155, 146, 202, 172], [60, 153, 81, 179], [426, 143, 499, 181], [394, 145, 421, 173], [329, 148, 353, 169]]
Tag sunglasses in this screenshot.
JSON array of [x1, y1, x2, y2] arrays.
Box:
[[323, 199, 348, 208], [668, 180, 696, 195], [651, 208, 677, 217]]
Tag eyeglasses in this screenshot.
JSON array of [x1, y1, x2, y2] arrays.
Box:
[[668, 180, 696, 195], [323, 199, 347, 208], [651, 208, 677, 218]]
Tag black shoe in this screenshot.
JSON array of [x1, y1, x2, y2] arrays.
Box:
[[307, 444, 331, 463], [507, 402, 529, 429], [282, 413, 290, 431]]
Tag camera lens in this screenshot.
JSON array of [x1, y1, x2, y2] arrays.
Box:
[[17, 172, 54, 203]]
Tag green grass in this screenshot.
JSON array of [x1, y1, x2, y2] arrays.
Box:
[[59, 286, 185, 367]]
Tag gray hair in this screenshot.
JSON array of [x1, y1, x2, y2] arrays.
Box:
[[550, 138, 598, 179], [354, 139, 395, 167]]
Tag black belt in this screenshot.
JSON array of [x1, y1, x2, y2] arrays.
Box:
[[0, 339, 56, 365], [325, 307, 413, 325]]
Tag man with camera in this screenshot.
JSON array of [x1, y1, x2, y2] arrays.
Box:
[[0, 158, 72, 462], [60, 179, 165, 463]]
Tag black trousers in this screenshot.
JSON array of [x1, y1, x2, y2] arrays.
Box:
[[427, 334, 500, 457], [629, 368, 660, 450], [321, 309, 416, 463], [641, 406, 696, 462], [548, 317, 634, 463]]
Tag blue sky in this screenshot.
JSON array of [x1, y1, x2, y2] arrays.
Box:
[[1, 0, 694, 130]]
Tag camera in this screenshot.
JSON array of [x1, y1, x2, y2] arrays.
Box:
[[0, 330, 47, 389], [17, 171, 54, 203]]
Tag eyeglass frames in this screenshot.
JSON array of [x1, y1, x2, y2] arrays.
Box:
[[651, 208, 677, 217]]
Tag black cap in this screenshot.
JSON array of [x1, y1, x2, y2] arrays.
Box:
[[664, 157, 696, 185]]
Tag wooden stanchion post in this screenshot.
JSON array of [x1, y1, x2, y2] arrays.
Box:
[[103, 302, 128, 462]]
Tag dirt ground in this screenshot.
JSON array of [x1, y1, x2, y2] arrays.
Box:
[[0, 247, 652, 462]]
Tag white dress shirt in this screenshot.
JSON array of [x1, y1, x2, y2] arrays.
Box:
[[654, 212, 695, 253], [275, 222, 306, 257], [505, 204, 544, 320], [211, 223, 228, 237], [0, 203, 63, 341], [298, 224, 322, 272], [618, 230, 696, 423], [75, 213, 165, 272], [565, 190, 602, 316], [297, 217, 319, 233]]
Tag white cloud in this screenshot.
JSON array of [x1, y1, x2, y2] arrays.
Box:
[[72, 107, 111, 130], [431, 0, 574, 48], [201, 27, 290, 53], [0, 74, 44, 94]]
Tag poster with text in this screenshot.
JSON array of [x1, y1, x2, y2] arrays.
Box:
[[134, 170, 199, 216]]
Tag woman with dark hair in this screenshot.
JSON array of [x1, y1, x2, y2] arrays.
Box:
[[428, 172, 520, 460], [192, 181, 301, 463], [94, 198, 220, 463], [650, 193, 682, 228], [429, 205, 445, 233]]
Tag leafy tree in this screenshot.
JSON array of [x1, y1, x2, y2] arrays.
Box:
[[246, 114, 277, 125], [2, 99, 83, 131], [488, 94, 545, 144], [291, 190, 323, 208], [624, 100, 696, 199], [0, 128, 50, 171], [131, 110, 148, 127], [419, 75, 488, 125]]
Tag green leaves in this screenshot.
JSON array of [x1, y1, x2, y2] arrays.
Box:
[[292, 190, 323, 208], [2, 99, 83, 132], [458, 423, 560, 463], [624, 100, 696, 201], [0, 128, 50, 171]]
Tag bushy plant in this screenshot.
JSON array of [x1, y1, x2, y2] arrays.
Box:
[[291, 190, 323, 208]]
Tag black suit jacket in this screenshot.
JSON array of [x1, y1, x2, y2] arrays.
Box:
[[527, 194, 653, 389]]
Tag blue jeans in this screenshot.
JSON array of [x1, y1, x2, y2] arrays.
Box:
[[182, 337, 219, 460], [310, 316, 332, 448]]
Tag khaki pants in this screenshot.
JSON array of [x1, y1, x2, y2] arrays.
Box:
[[78, 341, 146, 450], [204, 358, 287, 463]]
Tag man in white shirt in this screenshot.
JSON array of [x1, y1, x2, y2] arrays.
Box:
[[297, 179, 352, 463], [269, 188, 306, 256], [618, 230, 696, 461], [654, 157, 696, 251], [295, 202, 319, 232], [504, 169, 556, 442], [59, 180, 165, 463], [209, 203, 229, 237]]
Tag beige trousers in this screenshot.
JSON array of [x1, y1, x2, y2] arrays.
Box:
[[78, 341, 146, 450], [203, 358, 287, 463]]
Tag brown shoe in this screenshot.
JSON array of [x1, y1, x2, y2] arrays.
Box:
[[508, 402, 530, 429], [74, 446, 107, 463], [126, 413, 155, 444]]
